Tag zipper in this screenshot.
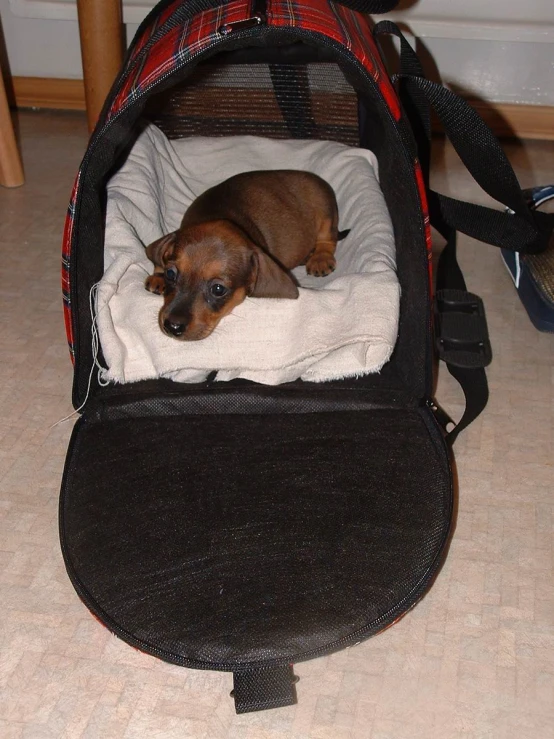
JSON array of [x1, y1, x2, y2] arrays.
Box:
[[219, 16, 265, 34], [125, 0, 265, 80], [219, 0, 267, 34]]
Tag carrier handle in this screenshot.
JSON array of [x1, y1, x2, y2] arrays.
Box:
[[123, 2, 400, 118], [374, 23, 554, 441], [373, 21, 523, 444], [333, 0, 400, 11], [399, 75, 553, 255], [374, 22, 553, 255]]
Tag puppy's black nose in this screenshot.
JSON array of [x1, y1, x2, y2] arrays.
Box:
[[164, 318, 186, 337]]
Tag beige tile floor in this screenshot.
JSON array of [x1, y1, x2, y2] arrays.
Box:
[[0, 110, 553, 739]]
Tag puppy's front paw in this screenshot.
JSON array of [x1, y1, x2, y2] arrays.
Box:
[[145, 274, 165, 295], [306, 252, 336, 277]]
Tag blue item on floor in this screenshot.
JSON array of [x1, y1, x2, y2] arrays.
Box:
[[502, 185, 554, 332]]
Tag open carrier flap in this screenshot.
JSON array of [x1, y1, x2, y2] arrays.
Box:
[[60, 388, 453, 680], [59, 7, 459, 711]]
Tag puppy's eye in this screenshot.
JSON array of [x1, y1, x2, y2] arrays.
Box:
[[210, 283, 229, 298], [165, 266, 178, 282]]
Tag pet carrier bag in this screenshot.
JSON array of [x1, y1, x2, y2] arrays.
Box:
[[59, 0, 553, 713]]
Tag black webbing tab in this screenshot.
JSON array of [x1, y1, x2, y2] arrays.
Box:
[[232, 665, 298, 714]]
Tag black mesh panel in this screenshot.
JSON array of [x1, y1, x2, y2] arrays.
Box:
[[61, 408, 452, 668], [145, 62, 359, 145]]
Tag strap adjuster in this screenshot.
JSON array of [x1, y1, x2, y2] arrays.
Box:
[[435, 289, 492, 369]]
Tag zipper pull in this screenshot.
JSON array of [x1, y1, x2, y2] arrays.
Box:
[[219, 0, 267, 35]]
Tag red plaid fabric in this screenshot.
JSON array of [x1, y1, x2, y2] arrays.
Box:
[[112, 0, 400, 125], [126, 0, 184, 67], [414, 161, 433, 293], [111, 1, 250, 119], [61, 0, 411, 356], [62, 174, 80, 359], [269, 0, 400, 120]]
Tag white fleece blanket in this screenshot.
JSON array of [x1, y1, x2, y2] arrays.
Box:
[[97, 125, 399, 385]]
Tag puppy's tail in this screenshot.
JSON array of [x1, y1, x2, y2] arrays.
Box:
[[337, 228, 351, 241]]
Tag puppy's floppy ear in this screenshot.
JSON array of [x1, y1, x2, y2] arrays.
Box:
[[145, 232, 177, 266], [249, 247, 299, 299]]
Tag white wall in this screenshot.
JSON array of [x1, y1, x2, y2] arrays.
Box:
[[1, 0, 553, 105], [373, 0, 554, 105], [0, 0, 145, 78], [1, 1, 83, 78]]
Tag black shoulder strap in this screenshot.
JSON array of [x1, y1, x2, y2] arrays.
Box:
[[374, 21, 554, 444], [401, 75, 552, 255], [434, 232, 490, 444]]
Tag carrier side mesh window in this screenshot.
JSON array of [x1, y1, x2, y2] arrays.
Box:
[[145, 63, 359, 146]]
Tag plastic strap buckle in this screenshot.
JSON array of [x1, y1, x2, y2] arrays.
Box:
[[435, 289, 492, 369]]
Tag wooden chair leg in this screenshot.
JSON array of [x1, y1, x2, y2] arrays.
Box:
[[0, 70, 24, 188], [76, 0, 125, 133]]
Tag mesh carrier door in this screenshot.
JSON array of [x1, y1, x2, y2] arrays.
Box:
[[60, 405, 452, 670]]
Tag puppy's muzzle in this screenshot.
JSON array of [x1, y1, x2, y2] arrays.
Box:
[[163, 317, 187, 337]]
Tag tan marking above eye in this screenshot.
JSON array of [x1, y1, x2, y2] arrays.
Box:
[[171, 252, 191, 272], [198, 259, 229, 283]]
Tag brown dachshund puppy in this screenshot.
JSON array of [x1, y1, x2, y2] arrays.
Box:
[[144, 170, 349, 340]]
